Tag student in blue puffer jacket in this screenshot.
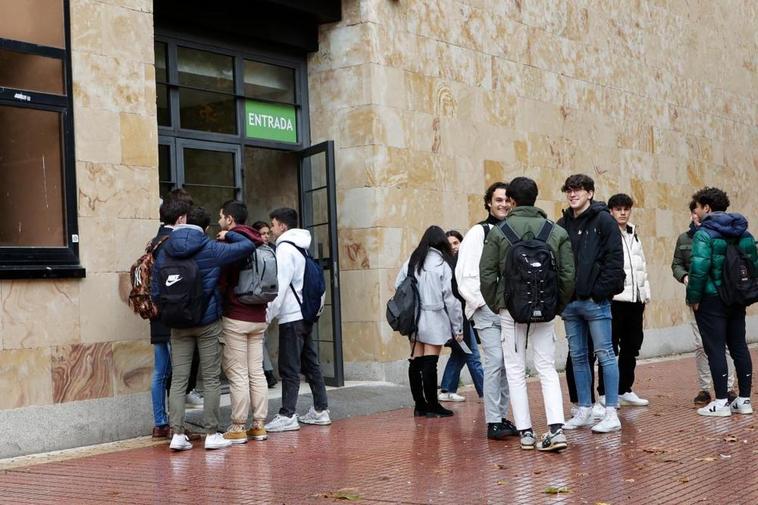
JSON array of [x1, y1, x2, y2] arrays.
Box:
[[151, 204, 255, 451]]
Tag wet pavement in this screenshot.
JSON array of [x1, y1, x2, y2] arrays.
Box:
[[0, 350, 756, 504]]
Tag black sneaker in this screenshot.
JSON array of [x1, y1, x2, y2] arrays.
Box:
[[425, 403, 454, 418], [500, 418, 519, 436], [693, 390, 711, 405], [487, 423, 509, 440]]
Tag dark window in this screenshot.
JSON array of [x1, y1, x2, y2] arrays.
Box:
[[0, 0, 83, 278]]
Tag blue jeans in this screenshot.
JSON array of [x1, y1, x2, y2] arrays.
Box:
[[440, 326, 484, 397], [151, 342, 171, 426], [562, 300, 619, 408]]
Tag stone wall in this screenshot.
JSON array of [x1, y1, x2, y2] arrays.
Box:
[[0, 0, 157, 457], [308, 0, 758, 380]]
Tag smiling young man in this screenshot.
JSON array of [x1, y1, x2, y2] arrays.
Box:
[[557, 174, 625, 433], [454, 181, 518, 440]]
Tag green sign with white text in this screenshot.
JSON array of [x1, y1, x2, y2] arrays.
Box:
[[245, 100, 298, 143]]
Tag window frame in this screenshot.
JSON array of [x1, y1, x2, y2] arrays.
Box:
[[0, 0, 84, 279]]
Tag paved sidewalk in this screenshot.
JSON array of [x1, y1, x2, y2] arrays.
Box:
[[0, 351, 756, 504]]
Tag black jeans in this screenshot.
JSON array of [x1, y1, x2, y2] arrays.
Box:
[[695, 295, 753, 399], [278, 320, 329, 416], [598, 301, 645, 395]]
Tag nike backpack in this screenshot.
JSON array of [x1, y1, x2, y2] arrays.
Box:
[[718, 240, 758, 307], [386, 264, 421, 338], [500, 220, 560, 325], [280, 241, 326, 323], [234, 244, 279, 304], [128, 235, 169, 320], [156, 255, 207, 328]]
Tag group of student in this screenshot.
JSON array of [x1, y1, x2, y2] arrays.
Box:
[[144, 189, 331, 451], [395, 174, 756, 453]]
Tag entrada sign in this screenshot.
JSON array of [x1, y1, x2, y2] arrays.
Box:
[[245, 100, 297, 143]]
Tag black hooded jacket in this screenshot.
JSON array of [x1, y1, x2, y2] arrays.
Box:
[[557, 201, 625, 302]]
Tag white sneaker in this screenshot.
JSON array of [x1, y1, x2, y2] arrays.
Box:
[[598, 395, 606, 406], [592, 407, 621, 433], [438, 392, 466, 402], [563, 407, 593, 430], [169, 433, 192, 451], [569, 403, 579, 417], [204, 432, 232, 450], [620, 391, 649, 406], [185, 390, 203, 407], [698, 399, 731, 417], [265, 413, 300, 432], [729, 397, 753, 415], [299, 406, 332, 425], [592, 402, 606, 420]]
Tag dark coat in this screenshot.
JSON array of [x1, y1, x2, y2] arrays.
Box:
[[671, 222, 697, 284], [149, 225, 173, 344], [557, 201, 625, 303], [151, 225, 256, 327]]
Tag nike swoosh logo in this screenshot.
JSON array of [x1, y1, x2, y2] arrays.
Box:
[[166, 276, 182, 287]]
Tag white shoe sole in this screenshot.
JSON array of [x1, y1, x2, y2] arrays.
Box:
[[537, 442, 567, 452], [169, 444, 192, 451], [439, 396, 465, 403], [205, 443, 232, 450], [562, 421, 592, 430], [731, 408, 753, 415], [592, 423, 621, 433], [698, 409, 731, 417], [620, 399, 649, 406], [265, 424, 300, 432], [224, 437, 248, 445], [300, 419, 332, 426]]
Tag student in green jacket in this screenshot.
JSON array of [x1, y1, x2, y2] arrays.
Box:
[[672, 200, 735, 406], [687, 187, 756, 417], [480, 177, 575, 452]]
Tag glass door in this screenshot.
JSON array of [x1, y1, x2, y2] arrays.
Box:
[[298, 141, 343, 387]]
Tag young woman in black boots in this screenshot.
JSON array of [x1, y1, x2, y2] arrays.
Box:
[[395, 226, 464, 417]]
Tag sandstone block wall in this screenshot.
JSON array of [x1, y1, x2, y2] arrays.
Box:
[[308, 0, 757, 373]]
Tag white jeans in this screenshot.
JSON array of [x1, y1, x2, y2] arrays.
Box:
[[500, 310, 564, 431]]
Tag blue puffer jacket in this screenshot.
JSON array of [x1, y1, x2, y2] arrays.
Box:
[[151, 225, 255, 326]]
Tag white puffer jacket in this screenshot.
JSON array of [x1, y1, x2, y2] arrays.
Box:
[[613, 224, 651, 304]]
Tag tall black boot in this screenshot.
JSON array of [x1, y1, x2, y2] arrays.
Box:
[[408, 358, 427, 416], [421, 355, 453, 418]]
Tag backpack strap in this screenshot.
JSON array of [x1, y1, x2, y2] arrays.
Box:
[[498, 221, 521, 245], [278, 240, 307, 308], [480, 222, 492, 243], [535, 221, 554, 243]]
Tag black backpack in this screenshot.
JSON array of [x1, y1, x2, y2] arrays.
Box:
[[717, 240, 758, 307], [280, 241, 326, 323], [386, 264, 421, 338], [156, 255, 207, 328], [500, 220, 559, 325]]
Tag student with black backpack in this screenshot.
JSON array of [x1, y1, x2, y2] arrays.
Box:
[[394, 226, 463, 418], [151, 206, 256, 451], [264, 208, 329, 433], [480, 177, 575, 451], [687, 187, 757, 417]]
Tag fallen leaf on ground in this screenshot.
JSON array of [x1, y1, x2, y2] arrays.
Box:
[[496, 480, 507, 486], [544, 486, 570, 494], [723, 435, 737, 442], [660, 457, 681, 463], [495, 463, 506, 469], [595, 502, 611, 505], [533, 469, 544, 475], [642, 447, 666, 454], [678, 476, 690, 483], [624, 479, 635, 483], [577, 472, 589, 477], [719, 454, 732, 459], [695, 457, 716, 462], [319, 488, 361, 501]]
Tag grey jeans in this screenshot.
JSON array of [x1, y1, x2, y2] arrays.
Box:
[[472, 306, 510, 423], [169, 320, 223, 434]]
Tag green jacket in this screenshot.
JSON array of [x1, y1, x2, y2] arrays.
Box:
[[686, 212, 758, 304], [480, 206, 575, 314], [671, 225, 695, 283]]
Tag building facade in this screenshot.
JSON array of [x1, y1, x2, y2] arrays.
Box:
[[0, 0, 755, 458]]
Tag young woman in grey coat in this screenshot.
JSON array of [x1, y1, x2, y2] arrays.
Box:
[[395, 226, 463, 417]]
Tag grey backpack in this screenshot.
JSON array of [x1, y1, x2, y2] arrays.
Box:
[[234, 244, 278, 304]]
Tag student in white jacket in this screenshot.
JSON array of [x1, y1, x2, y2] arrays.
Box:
[[264, 208, 330, 433], [596, 194, 651, 410], [454, 182, 518, 440]]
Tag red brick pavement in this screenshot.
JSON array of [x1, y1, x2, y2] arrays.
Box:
[[1, 351, 756, 505]]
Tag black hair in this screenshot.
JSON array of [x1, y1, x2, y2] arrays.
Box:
[[409, 226, 453, 274], [269, 207, 298, 229], [160, 198, 191, 225], [445, 230, 463, 242], [167, 188, 193, 205], [506, 177, 538, 207], [607, 193, 634, 209], [484, 181, 509, 211], [692, 187, 730, 212], [187, 206, 211, 230], [561, 174, 595, 193], [251, 221, 270, 231], [689, 200, 697, 212], [221, 200, 248, 225]]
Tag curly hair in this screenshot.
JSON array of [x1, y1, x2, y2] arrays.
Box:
[[692, 187, 730, 212], [484, 181, 509, 211]]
